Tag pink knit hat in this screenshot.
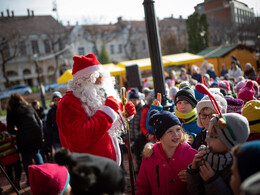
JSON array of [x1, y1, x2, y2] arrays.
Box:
[[218, 80, 230, 92], [238, 80, 255, 101], [72, 53, 103, 80], [29, 163, 70, 195]]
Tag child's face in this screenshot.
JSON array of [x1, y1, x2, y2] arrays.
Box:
[[230, 156, 241, 195], [199, 107, 216, 129], [160, 125, 182, 148], [176, 100, 193, 113], [205, 126, 229, 153]]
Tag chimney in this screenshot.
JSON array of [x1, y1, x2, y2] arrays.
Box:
[[179, 15, 182, 20], [11, 10, 14, 17], [27, 9, 30, 16], [117, 16, 122, 23], [67, 21, 70, 26], [31, 10, 34, 16], [1, 12, 4, 17], [6, 9, 10, 17], [171, 14, 173, 18]]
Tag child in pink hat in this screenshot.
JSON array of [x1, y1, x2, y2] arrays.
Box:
[[28, 163, 71, 195], [238, 80, 255, 104]]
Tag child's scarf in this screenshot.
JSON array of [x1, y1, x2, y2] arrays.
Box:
[[203, 147, 233, 172], [174, 107, 197, 124]]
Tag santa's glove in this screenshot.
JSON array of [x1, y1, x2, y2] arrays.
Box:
[[125, 101, 136, 117], [105, 96, 119, 112]]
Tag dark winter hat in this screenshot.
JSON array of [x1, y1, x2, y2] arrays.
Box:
[[148, 110, 181, 140], [128, 88, 140, 99], [208, 113, 250, 150], [236, 140, 260, 182], [54, 149, 125, 195], [174, 87, 197, 108]]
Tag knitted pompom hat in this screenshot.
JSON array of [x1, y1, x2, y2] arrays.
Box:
[[54, 149, 125, 195], [242, 100, 260, 134], [196, 93, 227, 127], [208, 113, 250, 150], [148, 110, 181, 140], [28, 163, 70, 195], [238, 80, 255, 101], [72, 53, 103, 80], [226, 98, 244, 114]]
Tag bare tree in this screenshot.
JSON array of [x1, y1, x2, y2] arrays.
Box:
[[45, 28, 69, 82], [0, 32, 21, 87]]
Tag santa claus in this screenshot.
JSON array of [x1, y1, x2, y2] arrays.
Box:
[[56, 53, 136, 165]]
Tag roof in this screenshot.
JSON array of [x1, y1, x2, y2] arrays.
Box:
[[0, 15, 67, 36], [197, 45, 237, 58], [118, 52, 204, 70], [197, 44, 256, 58]]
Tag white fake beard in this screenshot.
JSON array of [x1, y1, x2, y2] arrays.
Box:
[[68, 71, 124, 141]]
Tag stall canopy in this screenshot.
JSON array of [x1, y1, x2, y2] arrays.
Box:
[[57, 63, 125, 84], [117, 52, 204, 70]]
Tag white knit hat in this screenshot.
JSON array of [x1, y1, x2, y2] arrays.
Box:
[[196, 92, 227, 128]]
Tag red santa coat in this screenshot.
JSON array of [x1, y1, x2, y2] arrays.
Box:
[[136, 142, 197, 195], [56, 91, 121, 164]]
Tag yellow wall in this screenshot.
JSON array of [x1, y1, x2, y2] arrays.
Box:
[[204, 48, 257, 77]]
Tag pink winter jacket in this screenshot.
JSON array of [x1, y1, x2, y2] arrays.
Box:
[[136, 142, 197, 195]]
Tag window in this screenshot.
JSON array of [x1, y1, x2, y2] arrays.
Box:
[[142, 40, 147, 50], [7, 70, 18, 77], [23, 69, 31, 75], [78, 47, 85, 55], [110, 44, 115, 55], [18, 41, 27, 56], [31, 40, 39, 55], [44, 39, 51, 54], [118, 44, 122, 54]]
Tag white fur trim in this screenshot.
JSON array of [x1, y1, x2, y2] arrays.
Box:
[[100, 105, 117, 122], [73, 65, 103, 79], [110, 135, 121, 165]]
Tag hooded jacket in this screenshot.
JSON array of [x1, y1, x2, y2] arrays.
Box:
[[136, 142, 197, 195]]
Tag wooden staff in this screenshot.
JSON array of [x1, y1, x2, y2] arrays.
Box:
[[120, 87, 136, 195]]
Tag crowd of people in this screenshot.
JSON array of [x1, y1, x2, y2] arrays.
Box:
[[0, 53, 260, 195]]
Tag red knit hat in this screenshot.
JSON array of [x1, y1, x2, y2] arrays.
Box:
[[238, 80, 255, 101], [29, 163, 70, 195], [72, 53, 103, 79]]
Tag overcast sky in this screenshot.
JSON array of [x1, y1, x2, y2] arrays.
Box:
[[1, 0, 260, 25]]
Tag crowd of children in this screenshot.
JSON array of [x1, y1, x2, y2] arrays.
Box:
[[1, 58, 260, 195]]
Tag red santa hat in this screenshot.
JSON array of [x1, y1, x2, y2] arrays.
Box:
[[72, 53, 103, 80], [28, 163, 70, 195]]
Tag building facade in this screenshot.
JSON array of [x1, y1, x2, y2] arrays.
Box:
[[195, 0, 256, 46], [0, 10, 70, 90]]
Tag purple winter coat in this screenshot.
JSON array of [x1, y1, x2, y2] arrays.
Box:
[[136, 142, 197, 195]]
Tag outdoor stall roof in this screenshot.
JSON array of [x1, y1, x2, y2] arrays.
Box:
[[117, 58, 171, 71], [117, 52, 204, 71], [162, 52, 205, 66], [57, 64, 125, 84]]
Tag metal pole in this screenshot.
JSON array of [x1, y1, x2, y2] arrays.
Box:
[[143, 0, 171, 108]]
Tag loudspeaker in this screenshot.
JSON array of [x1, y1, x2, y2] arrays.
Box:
[[125, 64, 142, 88]]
